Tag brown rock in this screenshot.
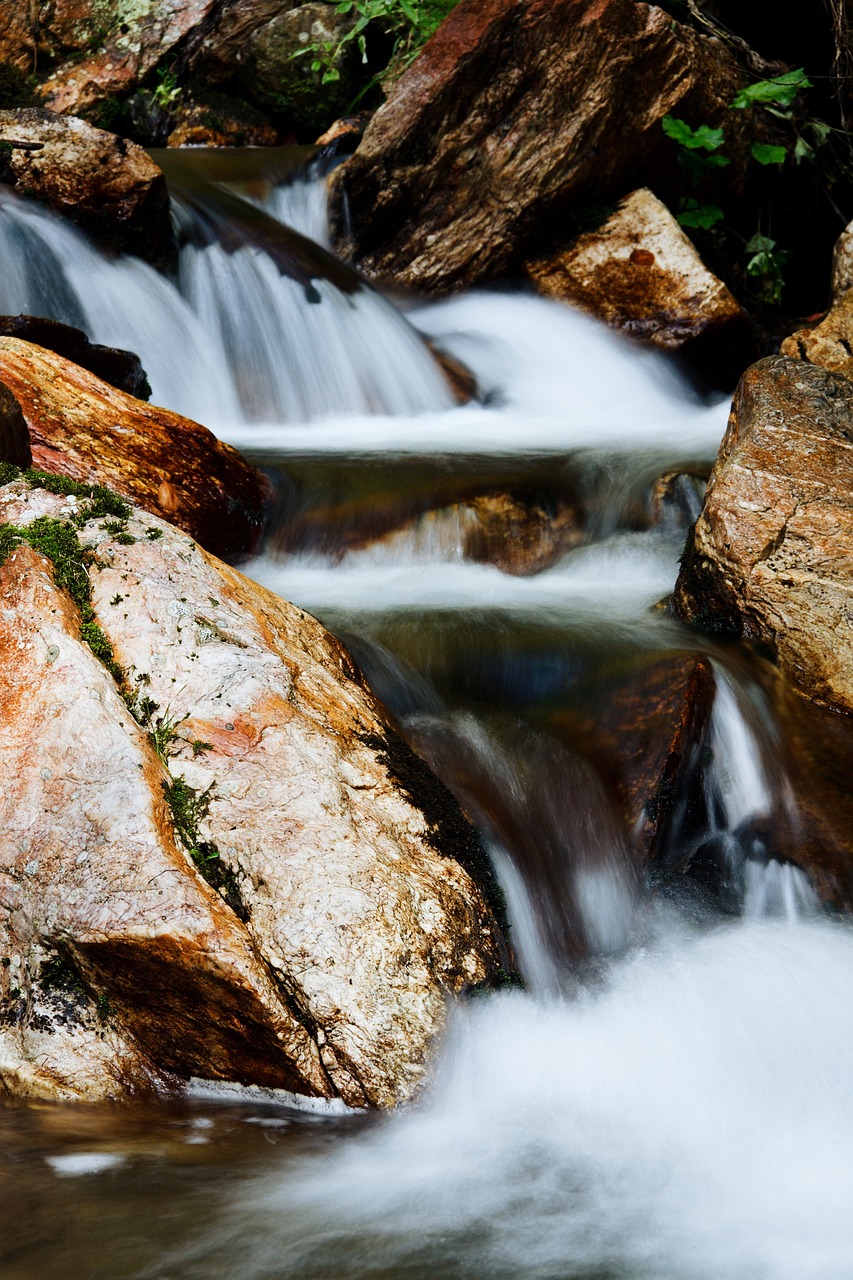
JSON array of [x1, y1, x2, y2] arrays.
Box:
[[648, 470, 707, 535], [526, 189, 745, 349], [0, 7, 37, 74], [185, 2, 357, 134], [329, 0, 746, 293], [37, 0, 221, 118], [0, 109, 173, 266], [0, 315, 150, 400], [0, 534, 326, 1102], [167, 98, 278, 149], [0, 382, 31, 469], [0, 481, 504, 1105], [780, 292, 853, 381], [831, 217, 853, 303], [672, 356, 853, 715], [551, 653, 717, 864], [0, 337, 269, 562]]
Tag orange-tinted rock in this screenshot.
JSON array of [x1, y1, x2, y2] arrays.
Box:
[[0, 315, 150, 399], [0, 337, 268, 562], [0, 7, 36, 73], [167, 95, 278, 149], [673, 356, 853, 715], [526, 189, 745, 349], [0, 536, 326, 1102], [780, 291, 853, 381], [552, 653, 717, 863], [37, 0, 221, 117], [330, 0, 746, 292], [0, 482, 504, 1106], [0, 109, 172, 265]]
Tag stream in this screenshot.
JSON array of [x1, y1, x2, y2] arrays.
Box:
[[1, 155, 852, 1279]]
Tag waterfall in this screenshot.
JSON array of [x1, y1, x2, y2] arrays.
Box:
[[1, 150, 845, 1280], [0, 183, 452, 425]]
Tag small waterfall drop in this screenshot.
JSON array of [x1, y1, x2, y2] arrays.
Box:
[[0, 184, 452, 424]]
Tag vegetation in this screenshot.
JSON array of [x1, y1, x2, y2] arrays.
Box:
[[662, 67, 846, 310], [294, 0, 460, 94]]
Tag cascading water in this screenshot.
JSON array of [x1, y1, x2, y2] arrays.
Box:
[[1, 156, 849, 1280]]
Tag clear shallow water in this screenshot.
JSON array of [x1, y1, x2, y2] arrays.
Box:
[[0, 162, 843, 1278]]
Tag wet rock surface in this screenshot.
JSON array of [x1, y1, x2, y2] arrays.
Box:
[[0, 483, 503, 1106], [0, 315, 151, 400], [0, 336, 268, 563], [552, 653, 717, 865], [329, 0, 746, 292], [525, 189, 745, 349], [0, 109, 173, 266], [673, 356, 853, 716], [0, 382, 31, 469]]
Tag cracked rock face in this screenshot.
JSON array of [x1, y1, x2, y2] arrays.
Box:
[[0, 482, 503, 1107], [672, 357, 853, 716]]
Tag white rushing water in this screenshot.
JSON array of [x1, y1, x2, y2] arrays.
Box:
[[0, 161, 844, 1280]]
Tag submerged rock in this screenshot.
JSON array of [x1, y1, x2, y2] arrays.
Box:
[[0, 337, 268, 562], [0, 109, 172, 266], [552, 653, 717, 865], [0, 482, 504, 1106], [526, 189, 745, 351], [329, 0, 746, 292], [673, 356, 853, 716]]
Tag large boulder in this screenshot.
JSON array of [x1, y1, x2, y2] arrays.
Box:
[[0, 337, 268, 563], [672, 356, 853, 716], [0, 109, 172, 265], [329, 0, 747, 293], [186, 2, 358, 136], [525, 189, 745, 350], [0, 479, 504, 1105], [36, 1, 221, 118]]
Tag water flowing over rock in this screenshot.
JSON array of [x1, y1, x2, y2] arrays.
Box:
[[0, 109, 172, 266], [0, 482, 504, 1106], [329, 0, 746, 293], [673, 356, 853, 716], [0, 337, 268, 562], [0, 315, 151, 399], [525, 189, 745, 350]]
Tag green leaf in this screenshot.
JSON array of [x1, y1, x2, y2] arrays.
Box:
[[750, 142, 787, 165], [677, 200, 725, 230], [745, 232, 777, 255], [662, 115, 725, 151], [730, 68, 811, 110], [793, 135, 814, 164], [400, 0, 418, 21], [808, 119, 832, 145]]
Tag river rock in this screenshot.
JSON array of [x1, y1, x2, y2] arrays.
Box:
[[167, 92, 278, 149], [831, 217, 853, 303], [0, 316, 150, 399], [779, 292, 853, 382], [0, 109, 172, 265], [551, 653, 717, 864], [36, 0, 221, 118], [525, 189, 745, 350], [0, 481, 503, 1105], [0, 383, 31, 469], [672, 356, 853, 716], [0, 337, 268, 562], [329, 0, 746, 293], [188, 2, 358, 135]]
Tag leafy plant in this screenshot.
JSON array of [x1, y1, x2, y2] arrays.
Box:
[[661, 67, 823, 306], [295, 0, 459, 91]]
